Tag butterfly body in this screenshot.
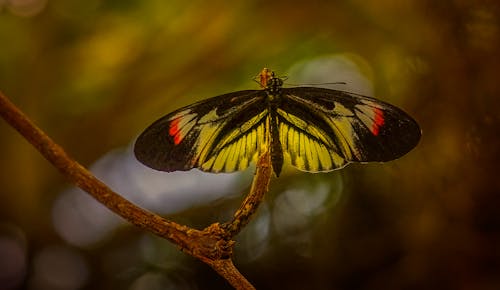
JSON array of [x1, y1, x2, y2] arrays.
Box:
[[134, 69, 421, 177]]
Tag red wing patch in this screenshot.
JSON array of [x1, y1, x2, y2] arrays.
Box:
[[167, 112, 198, 145], [168, 117, 180, 136], [169, 117, 183, 145], [354, 103, 386, 136], [371, 107, 385, 136]]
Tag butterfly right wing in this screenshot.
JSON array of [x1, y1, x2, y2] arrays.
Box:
[[134, 90, 269, 173], [277, 87, 420, 172]]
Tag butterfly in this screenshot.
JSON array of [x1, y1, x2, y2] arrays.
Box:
[[134, 68, 421, 177]]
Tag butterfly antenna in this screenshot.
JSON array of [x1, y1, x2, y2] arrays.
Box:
[[284, 81, 347, 86]]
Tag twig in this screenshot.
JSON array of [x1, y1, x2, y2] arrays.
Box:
[[223, 152, 272, 236], [0, 91, 267, 290]]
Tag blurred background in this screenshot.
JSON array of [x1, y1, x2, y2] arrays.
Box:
[[1, 0, 499, 289]]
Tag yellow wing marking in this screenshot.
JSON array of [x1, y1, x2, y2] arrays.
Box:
[[283, 94, 363, 161], [199, 110, 269, 172], [279, 121, 347, 172]]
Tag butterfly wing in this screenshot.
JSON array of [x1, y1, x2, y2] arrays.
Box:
[[134, 90, 270, 173], [277, 87, 421, 172]]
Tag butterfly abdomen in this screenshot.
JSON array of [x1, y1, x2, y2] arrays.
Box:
[[269, 109, 284, 177], [263, 75, 286, 176]]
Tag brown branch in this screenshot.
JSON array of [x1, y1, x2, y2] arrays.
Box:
[[0, 91, 269, 290], [0, 90, 192, 247], [210, 259, 255, 290], [223, 152, 272, 236]]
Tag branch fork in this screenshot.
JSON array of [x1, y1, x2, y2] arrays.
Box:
[[0, 91, 272, 290]]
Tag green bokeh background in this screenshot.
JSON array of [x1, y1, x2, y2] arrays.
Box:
[[1, 0, 499, 289]]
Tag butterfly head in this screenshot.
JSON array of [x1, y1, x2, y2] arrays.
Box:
[[257, 68, 284, 95]]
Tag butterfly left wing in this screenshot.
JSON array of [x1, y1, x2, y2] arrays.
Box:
[[277, 87, 421, 172], [134, 90, 270, 173]]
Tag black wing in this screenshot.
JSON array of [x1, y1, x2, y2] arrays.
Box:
[[134, 90, 272, 173], [276, 87, 421, 172]]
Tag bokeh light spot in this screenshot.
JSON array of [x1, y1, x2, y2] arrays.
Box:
[[31, 245, 89, 290], [0, 223, 27, 290]]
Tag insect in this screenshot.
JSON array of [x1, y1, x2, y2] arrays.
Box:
[[134, 68, 421, 177]]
